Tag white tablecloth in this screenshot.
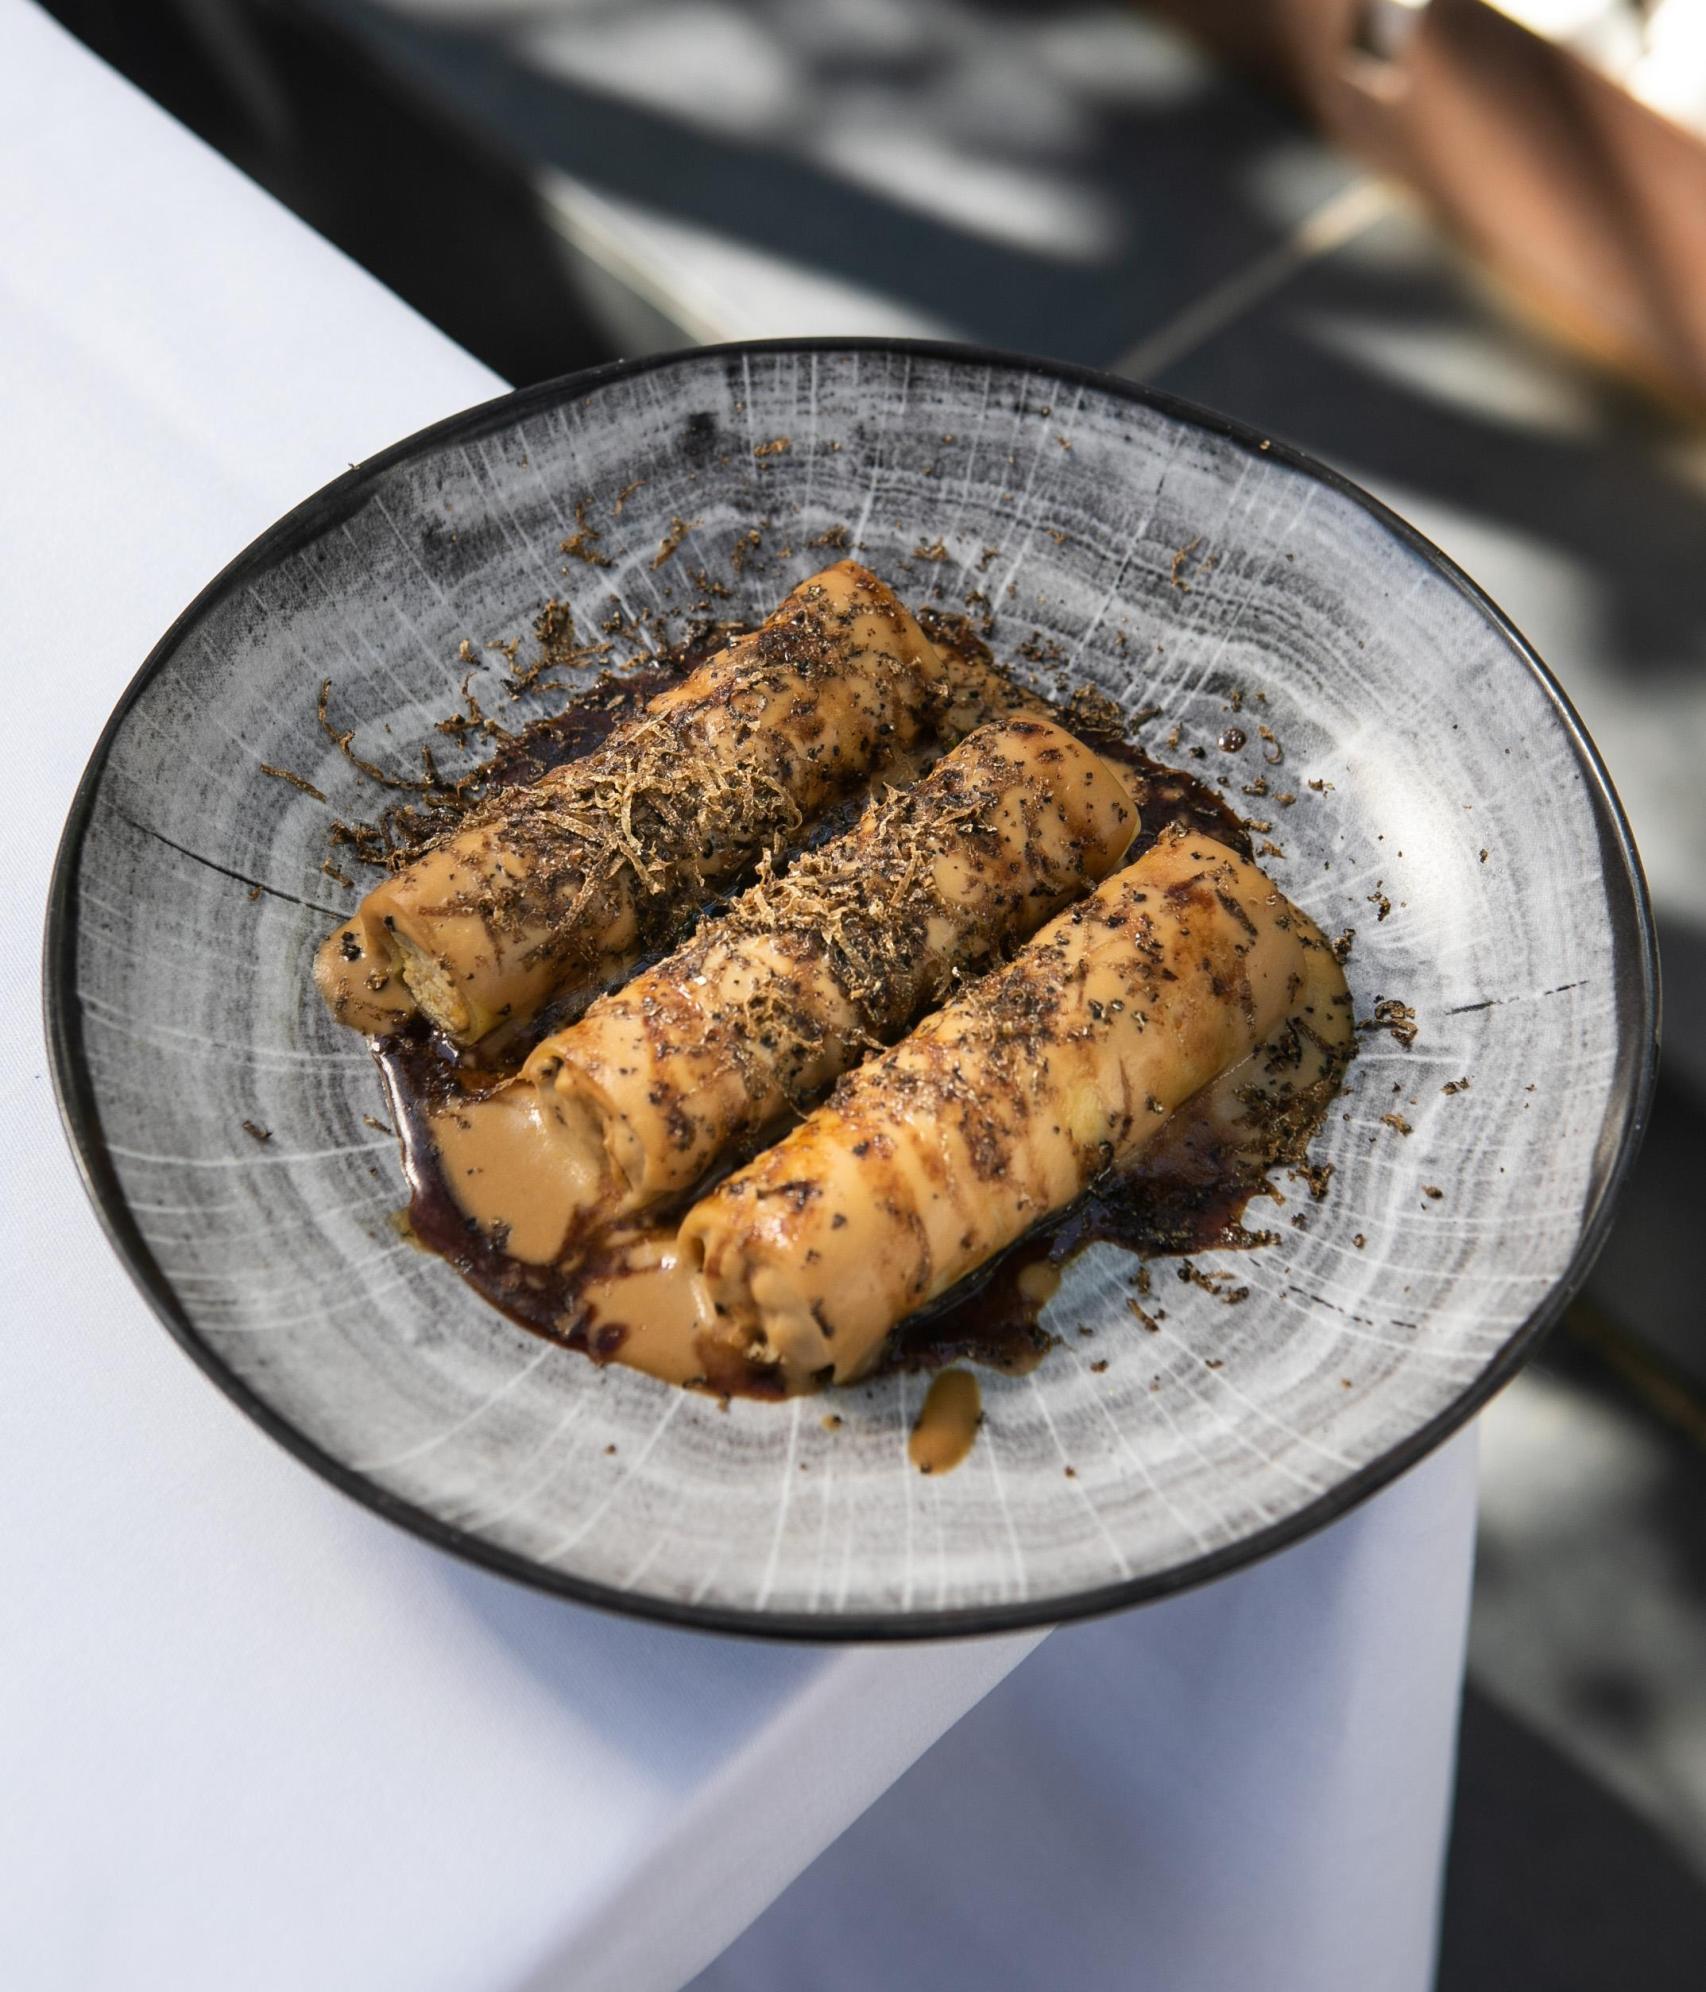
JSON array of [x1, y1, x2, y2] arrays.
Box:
[[0, 8, 1476, 1987]]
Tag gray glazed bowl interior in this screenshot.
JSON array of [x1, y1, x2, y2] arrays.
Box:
[[48, 341, 1655, 1637]]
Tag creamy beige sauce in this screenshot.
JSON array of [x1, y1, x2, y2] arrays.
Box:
[[908, 1370, 983, 1474], [577, 1229, 717, 1387], [1016, 1261, 1062, 1308], [430, 1086, 610, 1264]]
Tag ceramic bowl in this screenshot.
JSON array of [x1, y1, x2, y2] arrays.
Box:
[[46, 341, 1656, 1636]]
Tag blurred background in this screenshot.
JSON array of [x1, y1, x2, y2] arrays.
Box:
[[40, 1, 1706, 1980]]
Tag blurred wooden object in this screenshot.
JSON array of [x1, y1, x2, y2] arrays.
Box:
[[1148, 0, 1706, 409]]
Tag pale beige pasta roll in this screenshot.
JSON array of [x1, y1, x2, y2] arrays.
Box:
[[681, 828, 1353, 1388], [431, 717, 1135, 1260], [545, 717, 1128, 1192], [315, 561, 951, 1043]]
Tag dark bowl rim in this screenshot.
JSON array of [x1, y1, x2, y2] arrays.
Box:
[[42, 335, 1661, 1643]]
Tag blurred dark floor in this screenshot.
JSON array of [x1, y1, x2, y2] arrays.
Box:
[[1440, 1682, 1706, 1992], [43, 0, 1706, 1980]]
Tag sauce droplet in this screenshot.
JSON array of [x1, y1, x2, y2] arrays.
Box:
[[908, 1369, 982, 1475], [1016, 1261, 1061, 1307]]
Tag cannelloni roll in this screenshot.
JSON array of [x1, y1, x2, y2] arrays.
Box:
[[432, 717, 1135, 1258], [682, 828, 1353, 1388], [316, 561, 951, 1042]]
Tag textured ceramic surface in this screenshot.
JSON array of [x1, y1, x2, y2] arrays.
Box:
[[47, 342, 1655, 1637]]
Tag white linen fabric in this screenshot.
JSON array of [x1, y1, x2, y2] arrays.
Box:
[[0, 7, 1474, 1988], [690, 1431, 1476, 1992]]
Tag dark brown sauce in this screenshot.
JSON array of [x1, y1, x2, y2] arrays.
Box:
[[481, 662, 684, 789], [1077, 729, 1251, 864], [369, 614, 1333, 1396], [481, 624, 740, 792]]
